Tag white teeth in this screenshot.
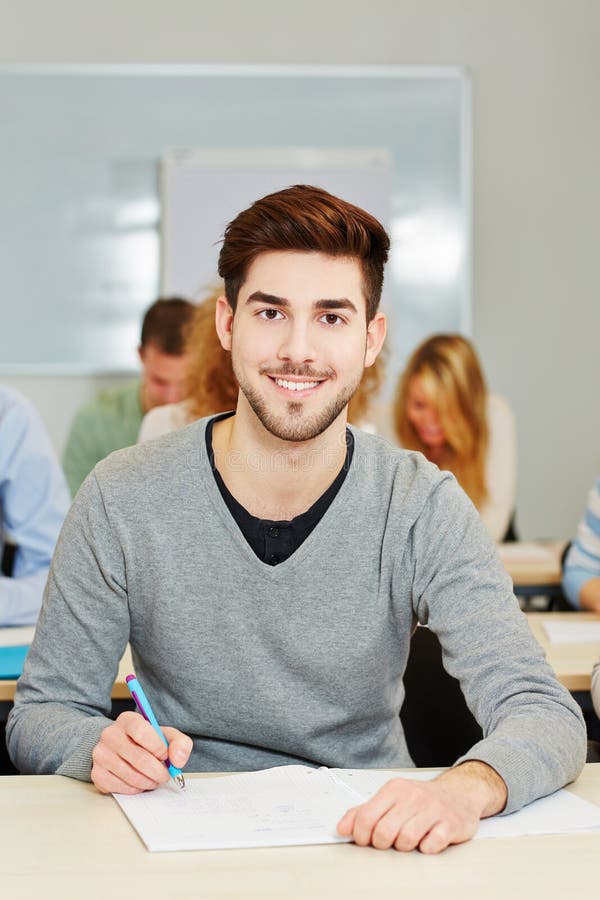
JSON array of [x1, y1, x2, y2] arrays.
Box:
[[275, 379, 320, 391]]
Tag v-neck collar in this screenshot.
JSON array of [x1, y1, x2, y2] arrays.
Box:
[[198, 414, 356, 575]]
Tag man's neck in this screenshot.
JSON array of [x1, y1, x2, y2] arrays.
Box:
[[139, 382, 150, 415], [211, 402, 349, 521]]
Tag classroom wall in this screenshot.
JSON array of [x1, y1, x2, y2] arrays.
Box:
[[2, 0, 599, 538]]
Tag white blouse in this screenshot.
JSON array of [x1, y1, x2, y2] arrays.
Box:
[[138, 401, 192, 444], [478, 393, 517, 542]]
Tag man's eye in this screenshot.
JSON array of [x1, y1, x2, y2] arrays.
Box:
[[258, 309, 283, 320], [321, 313, 343, 326]]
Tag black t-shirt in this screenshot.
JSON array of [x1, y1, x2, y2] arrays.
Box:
[[206, 413, 354, 566]]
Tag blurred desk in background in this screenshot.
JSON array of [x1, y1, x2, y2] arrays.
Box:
[[526, 612, 600, 692], [499, 541, 567, 609]]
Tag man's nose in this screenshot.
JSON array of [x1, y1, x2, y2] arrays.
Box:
[[277, 322, 316, 364]]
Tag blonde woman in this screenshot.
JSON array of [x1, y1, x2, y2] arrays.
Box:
[[139, 288, 384, 441], [394, 334, 516, 542]]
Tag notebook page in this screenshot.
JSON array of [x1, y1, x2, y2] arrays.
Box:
[[114, 764, 363, 852], [544, 621, 600, 643], [0, 626, 35, 647], [115, 765, 600, 851]]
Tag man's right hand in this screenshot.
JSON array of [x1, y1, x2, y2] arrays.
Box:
[[91, 711, 193, 794]]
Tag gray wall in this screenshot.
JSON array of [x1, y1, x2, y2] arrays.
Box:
[[2, 0, 599, 538]]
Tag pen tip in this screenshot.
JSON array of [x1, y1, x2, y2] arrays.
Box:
[[176, 774, 186, 790]]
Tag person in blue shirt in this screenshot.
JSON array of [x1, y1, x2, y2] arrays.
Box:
[[562, 476, 600, 612], [0, 386, 70, 625]]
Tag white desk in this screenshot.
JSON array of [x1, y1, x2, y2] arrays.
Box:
[[527, 612, 600, 692], [499, 541, 566, 588], [1, 767, 599, 900]]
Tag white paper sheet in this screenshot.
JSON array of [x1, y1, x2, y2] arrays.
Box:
[[0, 626, 35, 647], [498, 542, 557, 563], [114, 765, 363, 852], [544, 621, 600, 644], [114, 766, 600, 852]]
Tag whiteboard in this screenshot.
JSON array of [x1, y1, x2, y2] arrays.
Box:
[[161, 147, 392, 297], [0, 65, 471, 379]]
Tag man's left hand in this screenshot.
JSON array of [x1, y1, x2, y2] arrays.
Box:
[[336, 760, 507, 854]]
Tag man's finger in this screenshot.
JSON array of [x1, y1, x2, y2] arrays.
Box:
[[341, 791, 398, 846], [117, 711, 170, 759], [389, 807, 441, 852], [371, 804, 433, 851], [91, 760, 159, 795], [418, 816, 476, 855], [417, 820, 454, 854], [93, 739, 167, 791], [161, 726, 193, 768], [99, 724, 171, 783], [336, 806, 358, 836]]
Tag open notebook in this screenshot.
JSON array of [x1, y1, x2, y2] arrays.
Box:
[[113, 765, 600, 852]]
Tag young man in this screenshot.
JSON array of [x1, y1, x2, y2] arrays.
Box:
[[62, 297, 194, 496], [7, 186, 585, 854]]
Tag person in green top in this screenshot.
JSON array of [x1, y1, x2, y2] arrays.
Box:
[[62, 297, 195, 496]]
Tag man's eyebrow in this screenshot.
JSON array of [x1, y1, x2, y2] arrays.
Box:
[[314, 298, 358, 315], [245, 291, 358, 315], [246, 291, 289, 307]]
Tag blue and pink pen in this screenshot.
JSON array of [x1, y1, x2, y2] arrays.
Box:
[[125, 673, 186, 790]]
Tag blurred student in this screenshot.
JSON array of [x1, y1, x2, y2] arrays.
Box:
[[394, 334, 516, 542], [139, 290, 384, 442], [0, 386, 70, 625], [62, 297, 194, 496], [562, 476, 600, 611]]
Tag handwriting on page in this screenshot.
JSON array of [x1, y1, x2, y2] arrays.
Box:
[[114, 765, 363, 852]]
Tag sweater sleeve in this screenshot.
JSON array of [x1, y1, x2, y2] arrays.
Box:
[[408, 473, 586, 814], [6, 471, 130, 779]]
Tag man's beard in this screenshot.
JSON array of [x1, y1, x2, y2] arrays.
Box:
[[232, 361, 361, 443]]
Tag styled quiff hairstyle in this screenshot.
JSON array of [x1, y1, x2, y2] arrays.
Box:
[[394, 334, 489, 509], [217, 184, 390, 322], [183, 288, 385, 426]]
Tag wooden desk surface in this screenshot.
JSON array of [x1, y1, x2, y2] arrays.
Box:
[[526, 611, 600, 691], [499, 541, 566, 587], [1, 767, 599, 900]]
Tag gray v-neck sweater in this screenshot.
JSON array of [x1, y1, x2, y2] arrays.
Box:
[[7, 419, 585, 813]]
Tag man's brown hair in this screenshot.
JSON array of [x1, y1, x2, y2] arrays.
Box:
[[140, 297, 195, 355], [217, 185, 390, 322]]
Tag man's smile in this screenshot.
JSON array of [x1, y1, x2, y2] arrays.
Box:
[[268, 375, 325, 397]]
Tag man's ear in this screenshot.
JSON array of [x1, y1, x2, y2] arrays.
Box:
[[364, 312, 387, 368], [215, 296, 234, 351]]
